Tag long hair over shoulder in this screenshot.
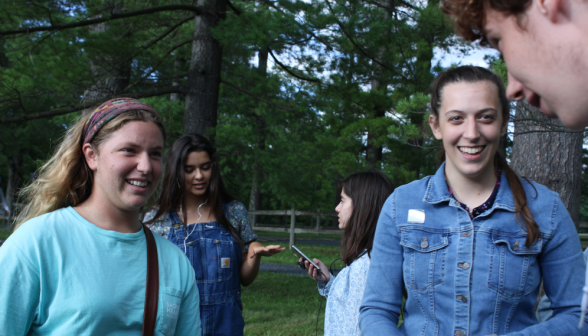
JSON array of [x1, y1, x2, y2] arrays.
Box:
[[340, 170, 395, 266], [147, 134, 243, 249], [14, 109, 165, 230], [429, 65, 539, 248]]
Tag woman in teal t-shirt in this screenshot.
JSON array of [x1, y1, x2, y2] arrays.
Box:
[[0, 98, 200, 335]]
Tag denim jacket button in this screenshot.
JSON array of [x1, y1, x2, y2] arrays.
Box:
[[513, 243, 520, 251], [459, 262, 470, 270], [188, 242, 193, 246], [457, 295, 468, 303], [216, 240, 221, 244], [462, 231, 471, 237], [455, 330, 466, 336], [421, 239, 429, 248]]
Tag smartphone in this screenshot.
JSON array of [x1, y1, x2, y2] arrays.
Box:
[[291, 245, 324, 276]]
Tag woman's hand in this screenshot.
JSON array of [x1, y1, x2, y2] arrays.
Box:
[[300, 257, 330, 283], [249, 244, 286, 259]]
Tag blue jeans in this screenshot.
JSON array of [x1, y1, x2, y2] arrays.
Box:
[[167, 211, 244, 336]]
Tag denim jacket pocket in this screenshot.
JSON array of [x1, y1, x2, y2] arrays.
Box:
[[487, 233, 542, 299], [400, 228, 449, 292], [157, 287, 184, 336]]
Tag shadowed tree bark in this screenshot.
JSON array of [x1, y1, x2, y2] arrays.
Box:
[[6, 150, 23, 224], [183, 0, 227, 141], [248, 47, 269, 225], [511, 101, 584, 229]]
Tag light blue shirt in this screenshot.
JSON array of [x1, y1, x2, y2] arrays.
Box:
[[0, 206, 200, 336], [319, 253, 370, 336], [360, 163, 588, 336]]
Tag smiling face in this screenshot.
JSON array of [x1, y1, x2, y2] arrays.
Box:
[[483, 5, 588, 129], [84, 121, 164, 213], [184, 151, 213, 201], [430, 80, 506, 181], [335, 189, 354, 230]]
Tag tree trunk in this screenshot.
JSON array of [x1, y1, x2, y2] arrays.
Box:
[[184, 0, 227, 141], [248, 47, 269, 223], [511, 101, 583, 228], [332, 174, 343, 226], [6, 150, 23, 224], [83, 2, 131, 115], [170, 58, 182, 101], [366, 78, 384, 169]]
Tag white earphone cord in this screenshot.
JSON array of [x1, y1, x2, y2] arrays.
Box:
[[182, 198, 208, 254]]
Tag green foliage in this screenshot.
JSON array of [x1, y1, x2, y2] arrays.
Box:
[[490, 59, 508, 87], [0, 0, 463, 213]]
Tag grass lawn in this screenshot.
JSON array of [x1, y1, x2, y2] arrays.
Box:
[[242, 272, 326, 335], [261, 242, 343, 268], [0, 229, 11, 241], [254, 231, 341, 240]]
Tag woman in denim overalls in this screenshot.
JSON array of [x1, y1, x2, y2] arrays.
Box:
[[360, 66, 588, 335], [145, 134, 285, 336]]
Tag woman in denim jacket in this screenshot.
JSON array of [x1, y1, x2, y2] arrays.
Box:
[[144, 134, 285, 336], [359, 66, 588, 336]]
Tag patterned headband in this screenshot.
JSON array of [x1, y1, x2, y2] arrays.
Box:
[[82, 98, 162, 145]]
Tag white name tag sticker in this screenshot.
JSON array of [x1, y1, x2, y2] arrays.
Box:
[[221, 258, 230, 269], [407, 209, 425, 224]]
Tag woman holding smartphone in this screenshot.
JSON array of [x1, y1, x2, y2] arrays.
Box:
[[144, 134, 285, 336], [359, 66, 588, 335], [301, 170, 395, 336]]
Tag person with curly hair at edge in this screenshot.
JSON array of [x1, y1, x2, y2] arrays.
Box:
[[440, 0, 588, 129]]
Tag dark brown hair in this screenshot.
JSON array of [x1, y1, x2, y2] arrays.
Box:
[[147, 134, 243, 249], [440, 0, 532, 45], [430, 66, 539, 248], [340, 170, 395, 265]]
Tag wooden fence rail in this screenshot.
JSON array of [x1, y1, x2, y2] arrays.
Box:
[[248, 206, 339, 248]]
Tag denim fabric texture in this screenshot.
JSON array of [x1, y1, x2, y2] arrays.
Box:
[[144, 200, 258, 251], [360, 162, 588, 336], [536, 248, 588, 323], [166, 206, 244, 336], [318, 252, 370, 335]]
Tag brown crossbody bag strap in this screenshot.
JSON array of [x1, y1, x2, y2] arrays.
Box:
[[142, 224, 159, 336]]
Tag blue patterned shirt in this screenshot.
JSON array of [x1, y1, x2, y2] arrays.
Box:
[[143, 200, 258, 250], [318, 253, 370, 336]]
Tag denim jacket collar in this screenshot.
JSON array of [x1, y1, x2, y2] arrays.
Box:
[[423, 162, 516, 213]]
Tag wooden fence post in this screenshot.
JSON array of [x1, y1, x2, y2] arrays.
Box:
[[249, 212, 257, 228], [316, 208, 321, 233], [289, 203, 296, 248]]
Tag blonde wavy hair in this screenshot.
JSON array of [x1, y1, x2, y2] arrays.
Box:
[[14, 109, 165, 230]]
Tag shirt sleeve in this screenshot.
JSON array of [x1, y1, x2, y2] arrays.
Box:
[[226, 201, 258, 251], [318, 273, 335, 297], [536, 248, 588, 323], [512, 195, 588, 336], [143, 209, 172, 239], [0, 239, 41, 336], [359, 192, 404, 335]]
